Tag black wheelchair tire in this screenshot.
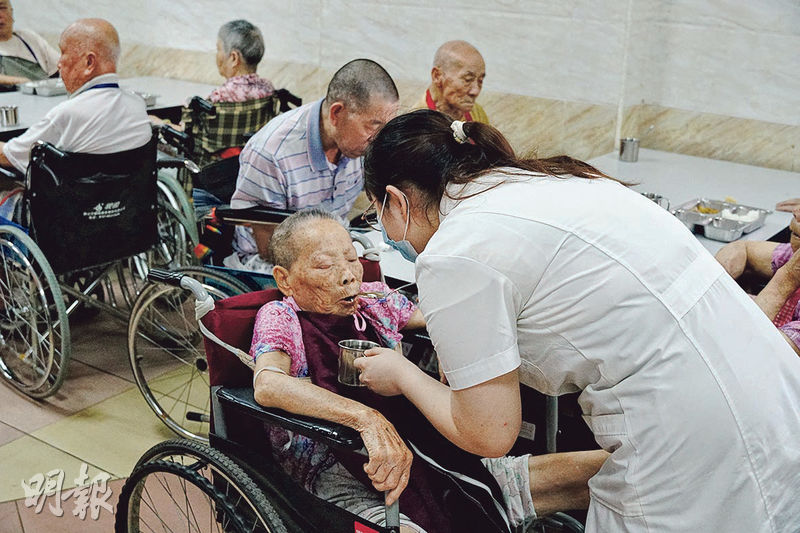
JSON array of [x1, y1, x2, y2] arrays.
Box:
[[115, 459, 250, 533], [131, 439, 290, 533]]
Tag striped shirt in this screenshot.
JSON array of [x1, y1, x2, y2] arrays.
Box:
[[230, 99, 363, 256]]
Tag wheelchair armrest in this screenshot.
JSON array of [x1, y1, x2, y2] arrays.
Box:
[[213, 205, 296, 225], [216, 386, 364, 451]]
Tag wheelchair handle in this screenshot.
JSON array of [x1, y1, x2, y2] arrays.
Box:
[[146, 269, 210, 302], [34, 140, 67, 161], [159, 124, 191, 150], [188, 95, 215, 115]]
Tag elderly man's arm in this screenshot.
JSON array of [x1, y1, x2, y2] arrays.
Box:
[[253, 351, 412, 504], [754, 247, 800, 356], [0, 142, 13, 169], [0, 74, 30, 86]]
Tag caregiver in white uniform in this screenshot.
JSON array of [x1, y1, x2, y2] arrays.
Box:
[[354, 110, 800, 532]]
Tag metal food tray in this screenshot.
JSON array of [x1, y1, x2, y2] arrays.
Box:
[[24, 78, 67, 97], [671, 198, 771, 242]]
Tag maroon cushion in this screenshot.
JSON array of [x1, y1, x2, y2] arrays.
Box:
[[203, 257, 382, 388]]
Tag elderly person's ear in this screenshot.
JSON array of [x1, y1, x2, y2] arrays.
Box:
[[272, 265, 292, 296], [431, 66, 444, 87]]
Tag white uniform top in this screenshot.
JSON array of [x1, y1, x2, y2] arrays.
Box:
[[0, 29, 59, 75], [416, 170, 800, 532], [3, 73, 152, 172]]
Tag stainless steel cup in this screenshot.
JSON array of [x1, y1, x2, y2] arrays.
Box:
[[641, 192, 670, 210], [337, 339, 378, 386], [0, 105, 18, 127], [619, 137, 639, 162]]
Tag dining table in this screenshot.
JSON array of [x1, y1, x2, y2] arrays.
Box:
[[0, 76, 218, 141], [589, 148, 799, 254]]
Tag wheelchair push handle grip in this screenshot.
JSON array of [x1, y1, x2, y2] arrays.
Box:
[[146, 268, 185, 286], [188, 96, 215, 115], [146, 269, 211, 302], [34, 141, 67, 161], [159, 124, 190, 148]]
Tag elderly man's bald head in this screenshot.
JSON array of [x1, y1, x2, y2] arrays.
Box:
[[432, 40, 483, 73], [58, 18, 120, 93]]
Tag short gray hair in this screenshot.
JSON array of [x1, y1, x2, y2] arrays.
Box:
[[270, 209, 343, 269], [325, 59, 398, 112], [218, 20, 265, 67]]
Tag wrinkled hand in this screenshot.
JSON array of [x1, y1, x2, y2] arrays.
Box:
[[355, 347, 416, 396], [715, 241, 747, 279], [776, 198, 800, 213], [779, 245, 800, 288], [356, 409, 413, 505]]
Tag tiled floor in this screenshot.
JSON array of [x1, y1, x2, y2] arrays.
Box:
[[0, 314, 178, 532]]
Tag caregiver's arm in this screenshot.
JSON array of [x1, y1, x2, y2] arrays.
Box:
[[357, 350, 521, 458], [253, 352, 412, 504]]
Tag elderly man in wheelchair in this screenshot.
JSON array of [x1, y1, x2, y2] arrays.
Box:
[[118, 208, 607, 533]]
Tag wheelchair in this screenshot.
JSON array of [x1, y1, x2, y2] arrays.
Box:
[[0, 132, 200, 399], [116, 267, 587, 533], [158, 90, 302, 215]]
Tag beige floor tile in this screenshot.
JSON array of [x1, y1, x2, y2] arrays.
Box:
[[0, 360, 132, 434], [0, 421, 23, 447], [30, 387, 175, 479], [0, 500, 23, 532], [0, 436, 110, 503], [14, 478, 125, 533], [69, 315, 134, 381]]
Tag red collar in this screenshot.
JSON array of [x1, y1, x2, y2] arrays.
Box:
[[425, 89, 472, 121]]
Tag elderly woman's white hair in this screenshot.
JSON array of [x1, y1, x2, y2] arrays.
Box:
[[269, 209, 346, 269], [218, 19, 265, 68]]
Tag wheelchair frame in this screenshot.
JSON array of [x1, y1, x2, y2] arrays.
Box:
[[0, 137, 201, 399], [116, 270, 587, 533]]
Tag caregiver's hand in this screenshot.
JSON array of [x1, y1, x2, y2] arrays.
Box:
[[356, 409, 412, 505], [355, 347, 418, 396]]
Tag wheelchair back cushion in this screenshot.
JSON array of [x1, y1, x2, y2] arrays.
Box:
[[182, 96, 278, 165], [203, 258, 382, 388], [27, 135, 158, 275]]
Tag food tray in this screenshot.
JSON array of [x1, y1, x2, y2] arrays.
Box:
[[671, 198, 771, 241], [30, 78, 67, 96], [132, 90, 158, 107]]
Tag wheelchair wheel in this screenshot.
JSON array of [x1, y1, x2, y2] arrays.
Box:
[[116, 459, 252, 533], [128, 267, 250, 442], [0, 224, 70, 398], [113, 198, 198, 310], [123, 438, 289, 533]]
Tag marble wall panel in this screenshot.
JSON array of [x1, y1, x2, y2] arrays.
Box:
[[624, 104, 800, 171]]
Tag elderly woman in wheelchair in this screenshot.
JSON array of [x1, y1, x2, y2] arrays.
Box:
[[247, 208, 606, 532]]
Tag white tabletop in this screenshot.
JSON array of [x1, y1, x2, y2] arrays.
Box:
[[0, 76, 217, 134], [589, 149, 799, 253]]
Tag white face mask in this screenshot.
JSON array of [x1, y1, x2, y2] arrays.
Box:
[[379, 191, 418, 263]]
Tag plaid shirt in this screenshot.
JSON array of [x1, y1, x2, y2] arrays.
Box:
[[181, 96, 279, 166], [770, 242, 800, 348]]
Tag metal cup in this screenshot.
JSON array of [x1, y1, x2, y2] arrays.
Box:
[[641, 192, 670, 210], [619, 137, 639, 162], [0, 105, 18, 127], [337, 339, 378, 386]]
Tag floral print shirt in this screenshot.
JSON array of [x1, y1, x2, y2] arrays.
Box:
[[771, 242, 800, 349], [207, 73, 275, 104]]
